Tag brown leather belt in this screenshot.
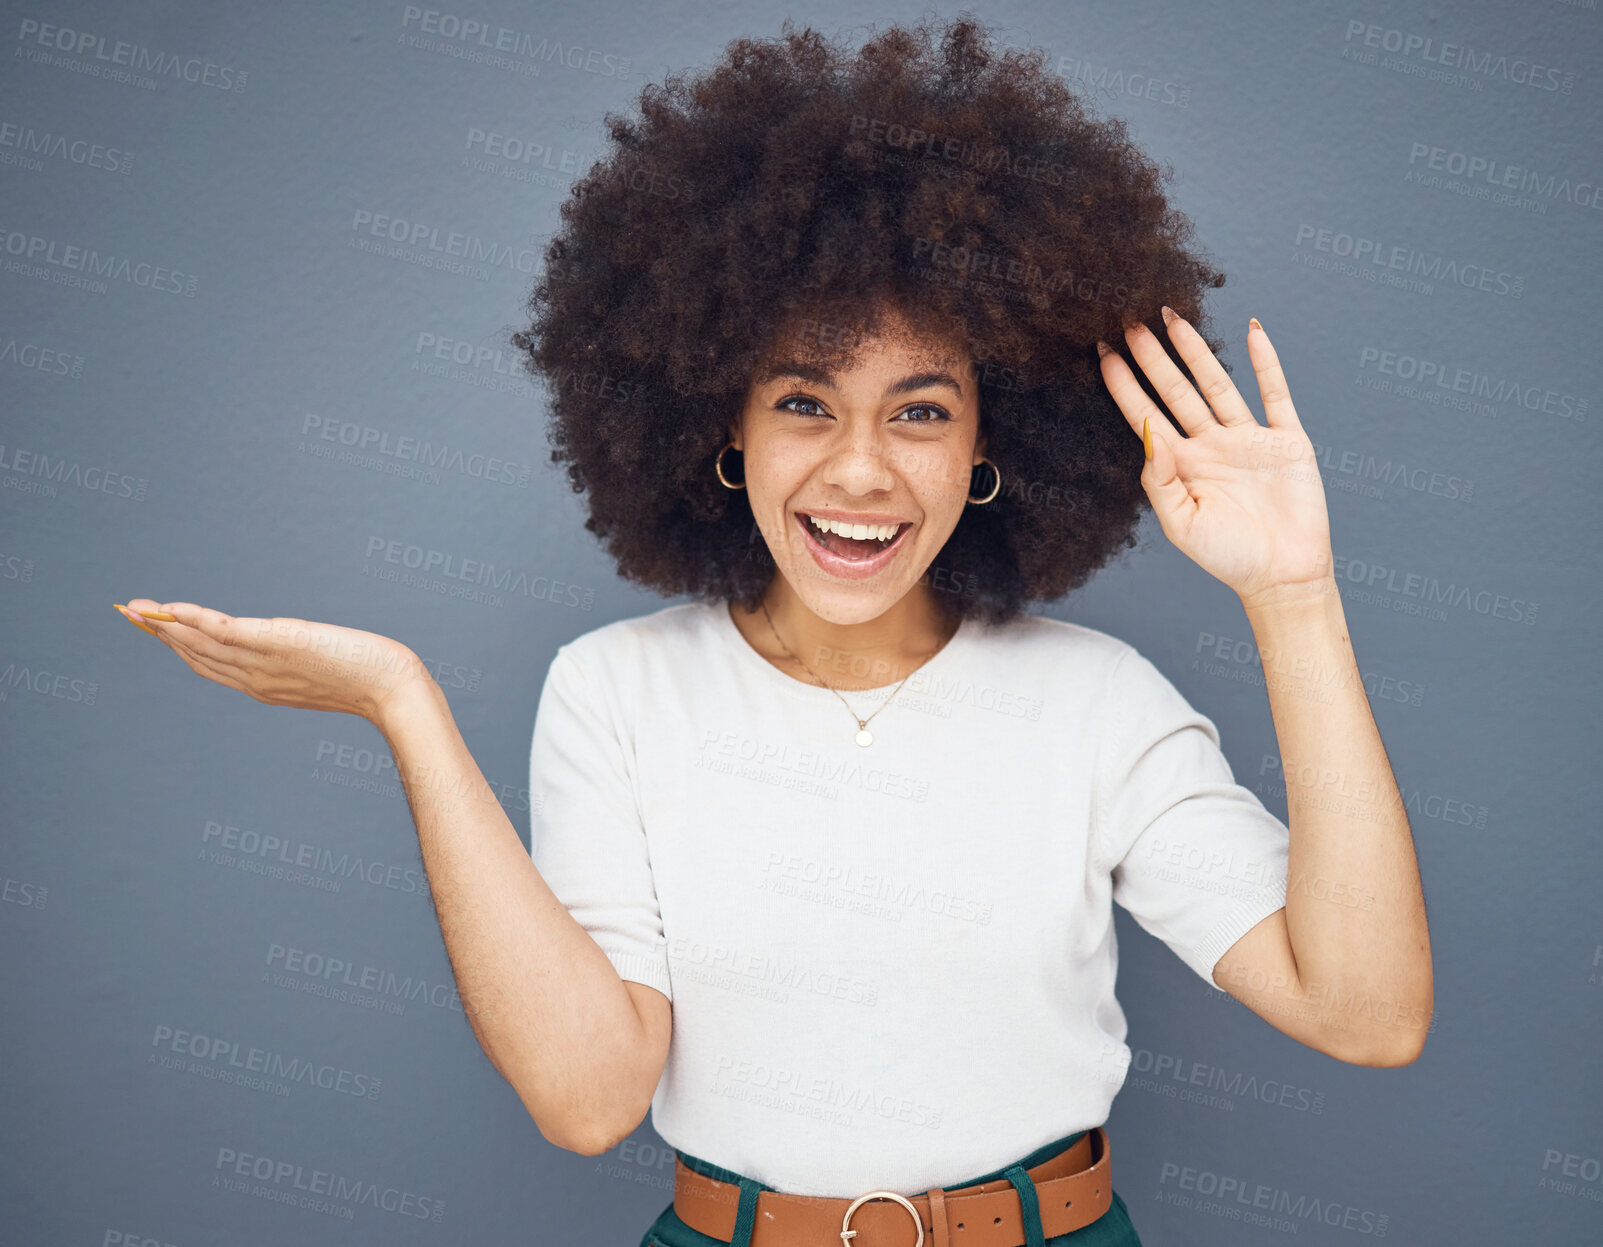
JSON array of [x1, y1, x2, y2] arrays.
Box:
[[672, 1127, 1112, 1247]]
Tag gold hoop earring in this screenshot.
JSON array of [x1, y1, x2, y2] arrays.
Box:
[[715, 442, 746, 490], [967, 457, 1000, 505]]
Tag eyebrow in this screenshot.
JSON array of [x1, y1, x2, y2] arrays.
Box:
[[755, 361, 965, 399]]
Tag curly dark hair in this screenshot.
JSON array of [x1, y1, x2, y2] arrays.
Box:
[[512, 13, 1230, 626]]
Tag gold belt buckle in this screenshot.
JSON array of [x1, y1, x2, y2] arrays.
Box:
[[840, 1190, 924, 1247]]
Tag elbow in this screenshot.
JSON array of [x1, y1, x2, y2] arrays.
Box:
[[488, 1054, 603, 1157], [514, 1075, 645, 1158], [522, 1094, 616, 1157], [490, 1001, 659, 1159], [578, 1096, 653, 1157], [1343, 1037, 1425, 1068], [1329, 1010, 1432, 1068], [534, 1110, 639, 1158], [541, 1123, 614, 1157]]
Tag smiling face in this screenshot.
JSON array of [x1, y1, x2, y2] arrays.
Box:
[[729, 305, 988, 627]]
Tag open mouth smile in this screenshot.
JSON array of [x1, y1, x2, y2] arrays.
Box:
[[795, 511, 914, 580]]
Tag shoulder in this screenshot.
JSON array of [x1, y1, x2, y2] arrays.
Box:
[[973, 611, 1198, 721], [535, 602, 719, 730], [551, 600, 720, 675], [971, 610, 1137, 678], [931, 611, 1139, 727]]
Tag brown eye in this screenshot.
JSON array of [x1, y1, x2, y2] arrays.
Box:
[[779, 396, 826, 416], [897, 404, 950, 423]]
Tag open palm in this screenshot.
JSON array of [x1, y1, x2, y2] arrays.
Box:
[[1098, 312, 1334, 607], [116, 598, 426, 724]]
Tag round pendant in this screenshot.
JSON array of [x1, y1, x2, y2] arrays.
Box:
[[854, 728, 874, 747]]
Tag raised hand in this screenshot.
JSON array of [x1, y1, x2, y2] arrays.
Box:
[[113, 599, 428, 725], [1096, 311, 1335, 608]]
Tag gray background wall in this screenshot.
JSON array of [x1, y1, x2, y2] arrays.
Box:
[[2, 1, 1599, 1244]]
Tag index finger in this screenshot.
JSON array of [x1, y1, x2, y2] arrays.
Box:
[[1162, 310, 1258, 428], [124, 600, 256, 647], [1096, 343, 1176, 452]]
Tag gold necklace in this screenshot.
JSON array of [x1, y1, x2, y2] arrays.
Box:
[[758, 600, 951, 747]]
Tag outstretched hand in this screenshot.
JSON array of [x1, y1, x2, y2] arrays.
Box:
[[1097, 311, 1335, 608], [114, 599, 428, 725]]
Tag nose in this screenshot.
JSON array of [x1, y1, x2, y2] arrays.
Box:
[[819, 417, 899, 495]]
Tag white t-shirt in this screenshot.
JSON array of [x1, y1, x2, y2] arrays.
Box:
[[528, 599, 1290, 1197]]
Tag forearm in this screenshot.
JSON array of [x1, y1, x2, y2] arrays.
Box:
[[1242, 578, 1433, 1053], [371, 670, 652, 1152]]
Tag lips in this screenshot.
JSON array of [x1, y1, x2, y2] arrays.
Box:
[[794, 511, 914, 581]]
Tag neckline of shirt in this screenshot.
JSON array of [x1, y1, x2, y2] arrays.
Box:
[[709, 598, 973, 700]]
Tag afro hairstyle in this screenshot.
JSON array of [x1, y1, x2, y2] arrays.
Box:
[[512, 13, 1231, 625]]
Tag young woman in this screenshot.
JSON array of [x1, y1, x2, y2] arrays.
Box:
[[115, 17, 1431, 1247]]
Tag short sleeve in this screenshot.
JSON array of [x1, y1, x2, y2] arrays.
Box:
[[1093, 646, 1289, 988], [528, 644, 673, 1000]]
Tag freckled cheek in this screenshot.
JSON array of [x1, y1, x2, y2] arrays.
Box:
[[903, 450, 970, 502], [752, 452, 822, 527], [743, 471, 806, 550]]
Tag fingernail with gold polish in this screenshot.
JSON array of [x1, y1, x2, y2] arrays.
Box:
[[114, 604, 159, 636], [1095, 340, 1110, 357], [1248, 316, 1263, 334], [1160, 305, 1176, 326], [1143, 417, 1153, 461], [138, 610, 177, 621]]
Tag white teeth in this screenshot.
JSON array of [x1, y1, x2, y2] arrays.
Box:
[[807, 515, 902, 542]]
